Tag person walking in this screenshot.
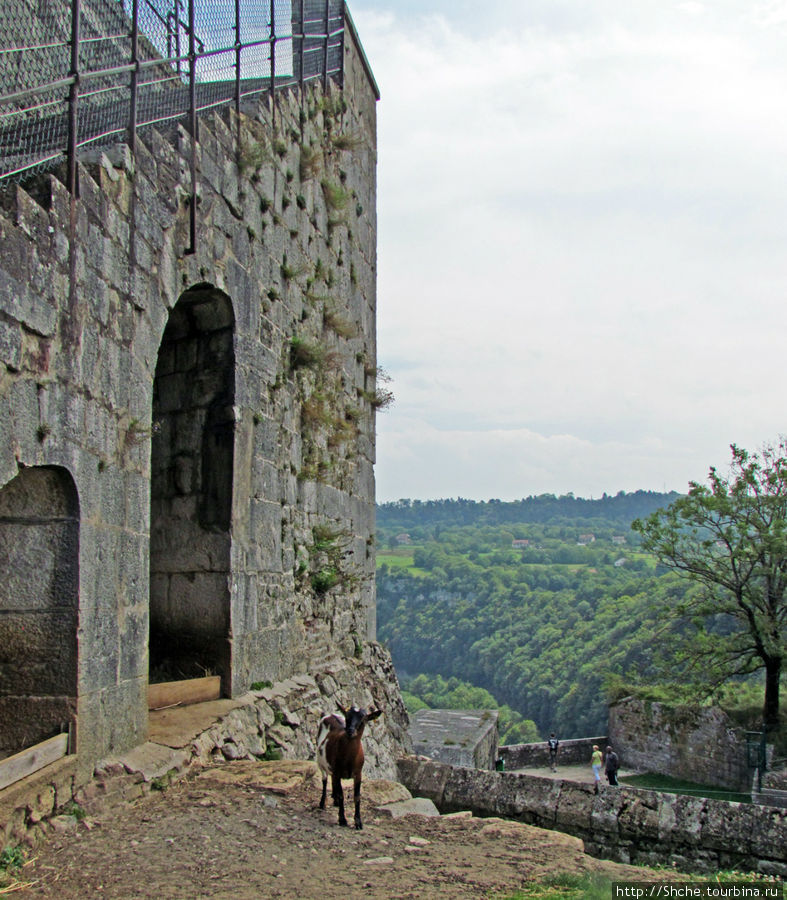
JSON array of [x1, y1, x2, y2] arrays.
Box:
[[547, 733, 559, 772], [590, 744, 603, 793], [605, 745, 619, 786]]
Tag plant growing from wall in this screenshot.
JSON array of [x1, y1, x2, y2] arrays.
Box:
[[323, 303, 357, 339], [240, 139, 271, 173], [321, 179, 350, 214], [359, 366, 395, 411], [331, 131, 364, 152], [289, 336, 325, 371], [318, 93, 347, 122], [308, 523, 358, 595], [361, 386, 395, 411], [281, 254, 306, 282], [299, 145, 323, 181]]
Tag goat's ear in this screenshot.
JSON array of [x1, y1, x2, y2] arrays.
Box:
[[366, 708, 383, 722], [338, 704, 349, 718]]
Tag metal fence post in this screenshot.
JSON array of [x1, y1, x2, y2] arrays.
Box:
[[129, 0, 139, 154], [299, 0, 305, 95], [186, 0, 197, 254], [323, 0, 330, 93], [66, 0, 81, 198], [234, 0, 241, 149], [269, 0, 276, 123]]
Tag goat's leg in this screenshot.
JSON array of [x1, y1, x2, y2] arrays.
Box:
[[319, 774, 328, 810], [333, 774, 348, 827], [353, 776, 363, 830]]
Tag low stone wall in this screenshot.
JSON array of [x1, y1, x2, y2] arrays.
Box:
[[1, 645, 411, 848], [609, 698, 752, 792], [501, 736, 607, 770], [397, 756, 787, 876]]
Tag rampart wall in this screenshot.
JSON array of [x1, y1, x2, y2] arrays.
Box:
[[501, 736, 607, 770], [609, 698, 753, 792], [0, 8, 410, 829], [398, 756, 787, 876]]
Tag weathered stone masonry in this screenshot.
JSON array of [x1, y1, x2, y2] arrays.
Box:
[[398, 756, 787, 876], [0, 8, 410, 810], [609, 697, 755, 793]]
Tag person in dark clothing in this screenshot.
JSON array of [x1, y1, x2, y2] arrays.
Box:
[[605, 745, 619, 785], [547, 733, 559, 772]]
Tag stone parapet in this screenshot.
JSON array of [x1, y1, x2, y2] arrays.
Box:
[[501, 736, 607, 769], [397, 755, 787, 876]]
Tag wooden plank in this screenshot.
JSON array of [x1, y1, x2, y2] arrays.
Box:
[[148, 676, 221, 710], [0, 733, 69, 792]]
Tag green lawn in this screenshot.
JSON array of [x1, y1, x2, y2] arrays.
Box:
[[376, 552, 414, 568], [619, 772, 751, 804]]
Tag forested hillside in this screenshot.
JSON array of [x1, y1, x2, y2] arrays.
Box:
[[377, 491, 680, 534], [375, 492, 687, 739]]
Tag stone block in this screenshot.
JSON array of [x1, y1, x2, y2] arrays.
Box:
[[378, 797, 440, 818]]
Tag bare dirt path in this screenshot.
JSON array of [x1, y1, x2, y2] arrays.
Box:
[[12, 760, 675, 900]]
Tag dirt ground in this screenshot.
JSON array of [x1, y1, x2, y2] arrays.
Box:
[[10, 760, 675, 900]]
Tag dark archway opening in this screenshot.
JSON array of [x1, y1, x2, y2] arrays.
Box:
[[149, 285, 235, 695], [0, 466, 79, 760]]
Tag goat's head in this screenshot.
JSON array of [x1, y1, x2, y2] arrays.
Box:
[[339, 705, 382, 738]]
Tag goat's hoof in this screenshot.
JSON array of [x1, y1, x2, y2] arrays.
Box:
[[355, 822, 363, 830]]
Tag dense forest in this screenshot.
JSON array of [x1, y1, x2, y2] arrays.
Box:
[[375, 492, 689, 739], [377, 491, 681, 533]]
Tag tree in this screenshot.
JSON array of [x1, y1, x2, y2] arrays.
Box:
[[633, 442, 787, 728]]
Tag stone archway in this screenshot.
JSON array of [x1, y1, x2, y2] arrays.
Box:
[[0, 466, 79, 760], [149, 284, 235, 696]]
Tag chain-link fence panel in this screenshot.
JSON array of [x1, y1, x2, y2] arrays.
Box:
[[0, 0, 345, 184]]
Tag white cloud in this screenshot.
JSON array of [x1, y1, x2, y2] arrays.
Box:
[[351, 3, 787, 501]]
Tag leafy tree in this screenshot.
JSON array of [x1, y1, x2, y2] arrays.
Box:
[[633, 442, 787, 728]]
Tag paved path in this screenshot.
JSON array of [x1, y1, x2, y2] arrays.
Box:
[[511, 763, 637, 787]]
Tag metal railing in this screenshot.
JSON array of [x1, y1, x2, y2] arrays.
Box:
[[0, 0, 345, 190]]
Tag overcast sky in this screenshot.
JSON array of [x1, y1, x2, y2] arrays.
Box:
[[349, 1, 787, 503]]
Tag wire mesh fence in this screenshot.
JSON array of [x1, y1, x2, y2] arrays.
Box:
[[0, 0, 345, 184]]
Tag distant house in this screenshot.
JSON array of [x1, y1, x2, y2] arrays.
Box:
[[395, 533, 411, 545], [578, 533, 595, 545], [511, 539, 529, 549], [614, 557, 627, 567], [612, 535, 627, 545]]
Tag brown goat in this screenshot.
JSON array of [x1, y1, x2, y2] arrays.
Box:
[[316, 705, 382, 829]]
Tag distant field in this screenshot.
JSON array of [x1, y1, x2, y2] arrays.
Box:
[[376, 552, 414, 568], [376, 551, 431, 576]]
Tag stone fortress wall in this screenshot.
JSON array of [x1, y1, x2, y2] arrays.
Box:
[[608, 697, 755, 793], [398, 756, 787, 876], [0, 1, 411, 833]]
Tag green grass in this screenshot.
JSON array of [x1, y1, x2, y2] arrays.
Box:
[[376, 552, 414, 568], [619, 772, 751, 804], [496, 872, 612, 899], [496, 872, 785, 900]]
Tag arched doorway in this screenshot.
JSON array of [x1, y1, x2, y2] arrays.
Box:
[[0, 466, 79, 761], [149, 284, 235, 696]]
